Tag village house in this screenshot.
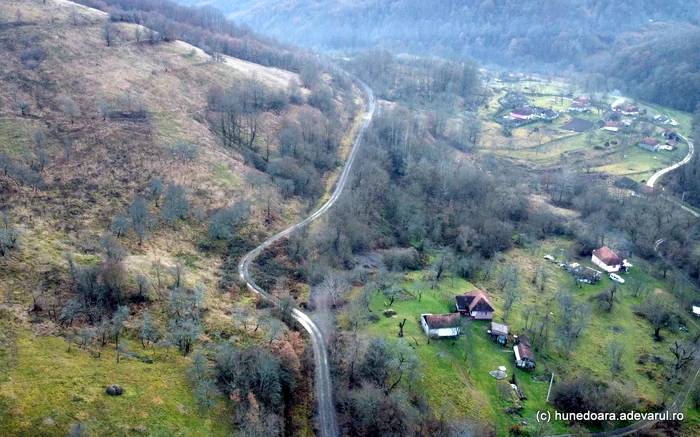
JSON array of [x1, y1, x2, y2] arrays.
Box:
[[514, 335, 536, 370], [591, 246, 629, 272], [568, 101, 588, 112], [456, 290, 494, 320], [420, 313, 461, 338], [498, 91, 529, 109], [664, 130, 682, 142], [510, 107, 534, 120], [538, 108, 559, 121], [638, 137, 660, 152], [574, 96, 590, 105], [620, 105, 639, 115], [489, 322, 508, 345], [602, 121, 619, 132]]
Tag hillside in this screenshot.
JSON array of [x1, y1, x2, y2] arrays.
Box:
[[0, 0, 363, 435], [177, 0, 700, 112]]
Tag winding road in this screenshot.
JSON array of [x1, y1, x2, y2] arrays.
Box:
[[646, 134, 694, 188], [238, 76, 376, 437]]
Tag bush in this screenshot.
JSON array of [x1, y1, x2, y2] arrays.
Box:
[[208, 201, 250, 240], [382, 247, 421, 271], [551, 378, 638, 424]]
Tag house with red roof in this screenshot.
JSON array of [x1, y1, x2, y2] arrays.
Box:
[[638, 137, 660, 152], [510, 107, 534, 120], [602, 121, 619, 132], [620, 105, 639, 115], [568, 101, 587, 112], [514, 335, 536, 370], [455, 289, 494, 320], [591, 246, 628, 272]]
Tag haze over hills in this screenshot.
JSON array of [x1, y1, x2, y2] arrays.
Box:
[[176, 0, 700, 111], [5, 1, 700, 437]]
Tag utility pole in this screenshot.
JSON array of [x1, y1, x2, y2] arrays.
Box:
[[546, 372, 554, 403]]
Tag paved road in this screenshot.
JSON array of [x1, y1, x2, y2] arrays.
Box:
[[238, 76, 376, 437], [647, 134, 694, 188]]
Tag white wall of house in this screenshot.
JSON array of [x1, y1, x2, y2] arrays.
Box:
[[420, 315, 459, 338], [470, 310, 493, 320], [591, 254, 620, 273]]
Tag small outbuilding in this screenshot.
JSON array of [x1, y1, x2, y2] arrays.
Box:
[[514, 335, 536, 370], [489, 322, 509, 345], [421, 313, 461, 338]]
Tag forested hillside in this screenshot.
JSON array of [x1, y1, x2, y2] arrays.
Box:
[[177, 0, 700, 111], [0, 0, 362, 435]]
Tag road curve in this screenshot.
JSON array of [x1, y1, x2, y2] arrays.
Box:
[[647, 134, 694, 188], [238, 76, 376, 437]]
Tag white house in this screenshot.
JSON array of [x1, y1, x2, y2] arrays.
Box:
[[591, 246, 627, 273], [420, 313, 461, 338]]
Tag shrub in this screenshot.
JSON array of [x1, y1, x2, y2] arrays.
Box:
[[382, 247, 421, 271]]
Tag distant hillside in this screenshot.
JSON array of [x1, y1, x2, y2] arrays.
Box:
[[176, 0, 698, 62], [177, 0, 700, 111]]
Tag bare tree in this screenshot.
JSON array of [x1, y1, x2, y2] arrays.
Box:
[[17, 100, 31, 116], [98, 98, 111, 121], [128, 195, 151, 244], [317, 272, 348, 309], [607, 339, 625, 379], [63, 98, 81, 124], [102, 20, 115, 47], [69, 7, 78, 26], [556, 290, 591, 357]]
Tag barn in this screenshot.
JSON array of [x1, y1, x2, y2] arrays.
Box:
[[420, 313, 461, 338]]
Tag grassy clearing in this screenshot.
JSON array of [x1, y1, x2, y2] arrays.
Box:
[[361, 274, 569, 435], [212, 164, 240, 190], [357, 237, 700, 435], [593, 141, 689, 182], [0, 323, 231, 437], [366, 274, 566, 435], [0, 118, 46, 157]]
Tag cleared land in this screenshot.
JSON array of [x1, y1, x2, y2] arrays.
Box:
[[355, 237, 700, 436], [479, 82, 694, 185]]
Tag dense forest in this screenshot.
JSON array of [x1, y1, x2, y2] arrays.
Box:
[[176, 0, 700, 111]]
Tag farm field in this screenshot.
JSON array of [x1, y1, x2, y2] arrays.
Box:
[[355, 237, 700, 436]]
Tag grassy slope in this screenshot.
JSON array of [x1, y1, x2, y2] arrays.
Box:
[[0, 324, 230, 437], [0, 1, 361, 436], [358, 237, 700, 436]]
